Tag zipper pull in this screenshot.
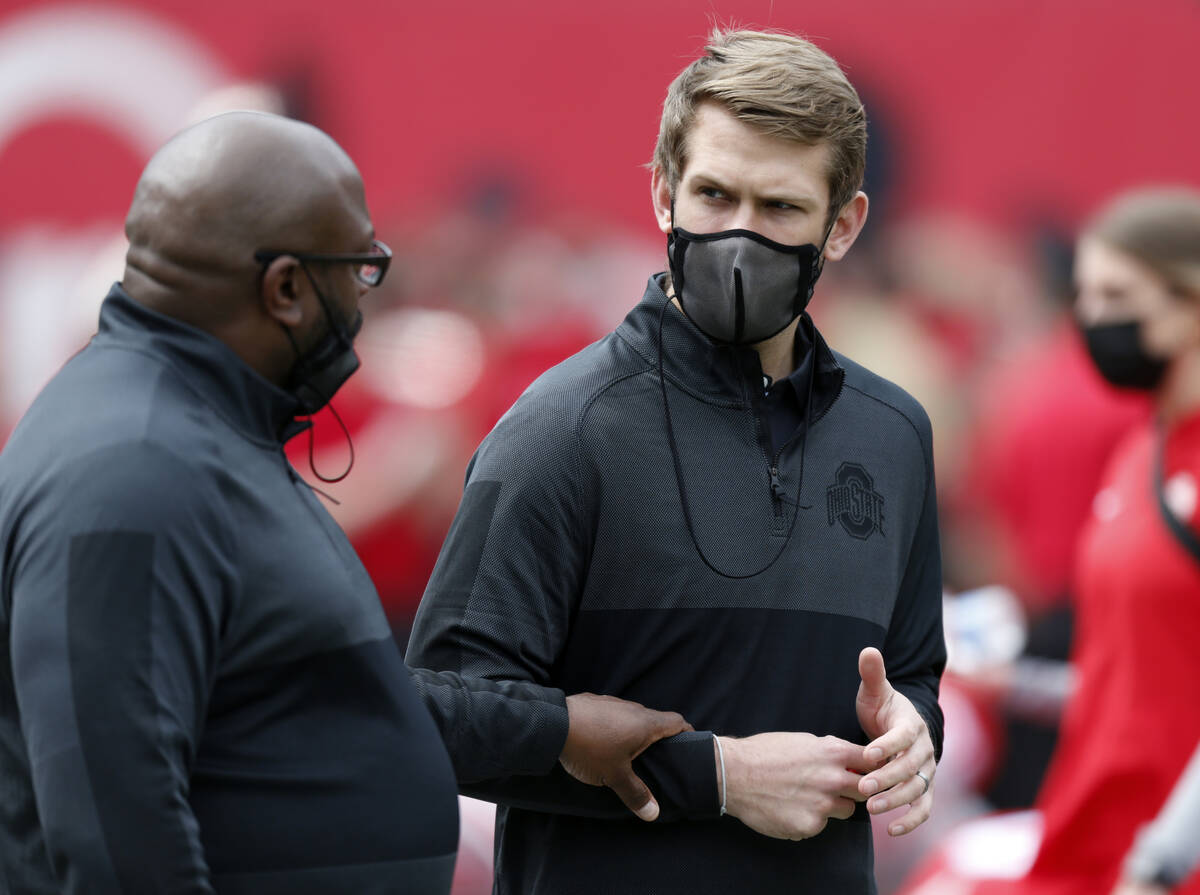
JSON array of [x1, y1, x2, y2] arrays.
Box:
[[769, 466, 787, 502]]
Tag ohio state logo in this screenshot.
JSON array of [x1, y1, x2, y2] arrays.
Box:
[[826, 462, 885, 540]]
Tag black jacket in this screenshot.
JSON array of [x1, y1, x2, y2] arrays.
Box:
[[409, 276, 946, 894], [0, 286, 568, 895]]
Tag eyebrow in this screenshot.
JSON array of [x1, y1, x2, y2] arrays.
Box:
[[688, 172, 818, 208]]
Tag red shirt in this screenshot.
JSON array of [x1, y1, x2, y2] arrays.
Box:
[[998, 412, 1200, 894]]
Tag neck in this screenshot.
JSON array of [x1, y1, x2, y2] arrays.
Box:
[[1158, 348, 1200, 426]]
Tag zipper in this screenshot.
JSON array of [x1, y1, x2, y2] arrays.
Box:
[[769, 465, 787, 504], [750, 385, 786, 518]]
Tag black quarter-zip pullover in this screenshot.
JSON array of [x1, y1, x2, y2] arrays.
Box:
[[409, 275, 946, 894], [0, 286, 569, 895]]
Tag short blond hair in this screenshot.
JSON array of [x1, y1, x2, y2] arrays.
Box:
[[1085, 187, 1200, 296], [652, 28, 867, 226]]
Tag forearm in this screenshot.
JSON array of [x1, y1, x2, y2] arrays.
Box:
[[464, 731, 720, 821], [407, 666, 570, 781]]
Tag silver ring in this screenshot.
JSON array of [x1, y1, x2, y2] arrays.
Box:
[[915, 771, 931, 795]]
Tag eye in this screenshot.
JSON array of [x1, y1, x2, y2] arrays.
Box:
[[766, 200, 798, 212], [698, 186, 729, 202]]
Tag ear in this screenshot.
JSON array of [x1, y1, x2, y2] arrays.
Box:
[[260, 256, 307, 328], [823, 191, 869, 262], [650, 166, 674, 236]]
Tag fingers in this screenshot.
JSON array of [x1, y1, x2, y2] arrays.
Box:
[[859, 747, 923, 799], [820, 736, 877, 774], [830, 795, 858, 821], [836, 774, 869, 802], [857, 647, 891, 701], [649, 710, 693, 742], [880, 787, 933, 836], [862, 720, 921, 768], [861, 726, 934, 798], [606, 766, 660, 822], [865, 768, 930, 815]]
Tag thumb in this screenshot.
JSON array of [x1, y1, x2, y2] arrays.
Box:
[[606, 766, 660, 822], [858, 647, 891, 700]]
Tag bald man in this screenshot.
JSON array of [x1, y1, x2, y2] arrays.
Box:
[[0, 113, 687, 895]]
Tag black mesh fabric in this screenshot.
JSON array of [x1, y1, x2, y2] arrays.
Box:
[[408, 275, 946, 895]]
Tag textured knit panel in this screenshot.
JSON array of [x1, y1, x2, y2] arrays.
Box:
[[576, 356, 928, 622], [408, 277, 945, 894]]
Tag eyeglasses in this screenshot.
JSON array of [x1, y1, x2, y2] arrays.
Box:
[[254, 239, 393, 287]]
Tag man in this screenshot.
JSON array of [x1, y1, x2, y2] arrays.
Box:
[[408, 29, 946, 893], [0, 112, 688, 894]]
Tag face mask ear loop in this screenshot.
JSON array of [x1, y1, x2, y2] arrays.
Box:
[[280, 263, 356, 488], [813, 214, 839, 281], [656, 298, 804, 579], [303, 396, 355, 485], [299, 263, 356, 348], [796, 312, 817, 504]]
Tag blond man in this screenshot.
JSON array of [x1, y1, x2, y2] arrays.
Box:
[[410, 29, 944, 894]]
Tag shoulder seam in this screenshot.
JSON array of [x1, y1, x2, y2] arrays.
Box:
[[842, 382, 933, 487]]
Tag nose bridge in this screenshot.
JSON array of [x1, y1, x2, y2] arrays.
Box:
[[1074, 284, 1107, 324], [729, 201, 759, 233]]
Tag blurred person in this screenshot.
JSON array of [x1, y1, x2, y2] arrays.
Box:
[[408, 29, 945, 894], [966, 187, 1200, 895], [0, 112, 693, 895], [950, 229, 1148, 813]]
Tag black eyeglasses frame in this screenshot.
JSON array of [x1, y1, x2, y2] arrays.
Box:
[[254, 239, 392, 287]]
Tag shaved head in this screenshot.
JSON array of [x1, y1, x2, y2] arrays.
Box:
[[123, 112, 371, 323]]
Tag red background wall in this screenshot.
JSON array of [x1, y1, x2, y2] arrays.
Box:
[[2, 0, 1198, 240]]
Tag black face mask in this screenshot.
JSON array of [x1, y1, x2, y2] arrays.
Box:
[[1081, 320, 1169, 391], [667, 226, 826, 345], [283, 272, 363, 415]]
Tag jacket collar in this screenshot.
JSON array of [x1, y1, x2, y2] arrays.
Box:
[[94, 283, 310, 445], [616, 274, 845, 418]]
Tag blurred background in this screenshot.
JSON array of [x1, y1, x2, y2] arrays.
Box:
[[1, 0, 1197, 892]]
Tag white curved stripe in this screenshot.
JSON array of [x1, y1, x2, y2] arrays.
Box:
[[0, 4, 226, 155]]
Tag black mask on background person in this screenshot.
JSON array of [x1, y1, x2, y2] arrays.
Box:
[[1080, 319, 1169, 391], [667, 225, 826, 345], [283, 271, 363, 414]]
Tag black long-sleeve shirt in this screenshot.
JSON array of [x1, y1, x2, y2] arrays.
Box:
[[0, 286, 568, 894], [408, 277, 946, 894]]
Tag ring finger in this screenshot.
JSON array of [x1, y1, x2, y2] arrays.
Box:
[[866, 769, 932, 815]]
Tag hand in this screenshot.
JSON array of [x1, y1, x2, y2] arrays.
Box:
[[855, 647, 936, 836], [560, 693, 692, 822], [1112, 880, 1169, 895], [720, 731, 874, 840]]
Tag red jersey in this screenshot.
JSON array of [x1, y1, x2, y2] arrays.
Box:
[[999, 413, 1200, 894]]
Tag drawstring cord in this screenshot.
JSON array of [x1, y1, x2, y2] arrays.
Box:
[[656, 298, 813, 579]]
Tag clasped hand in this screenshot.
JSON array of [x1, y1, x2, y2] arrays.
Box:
[[557, 647, 936, 840], [718, 647, 936, 841]]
